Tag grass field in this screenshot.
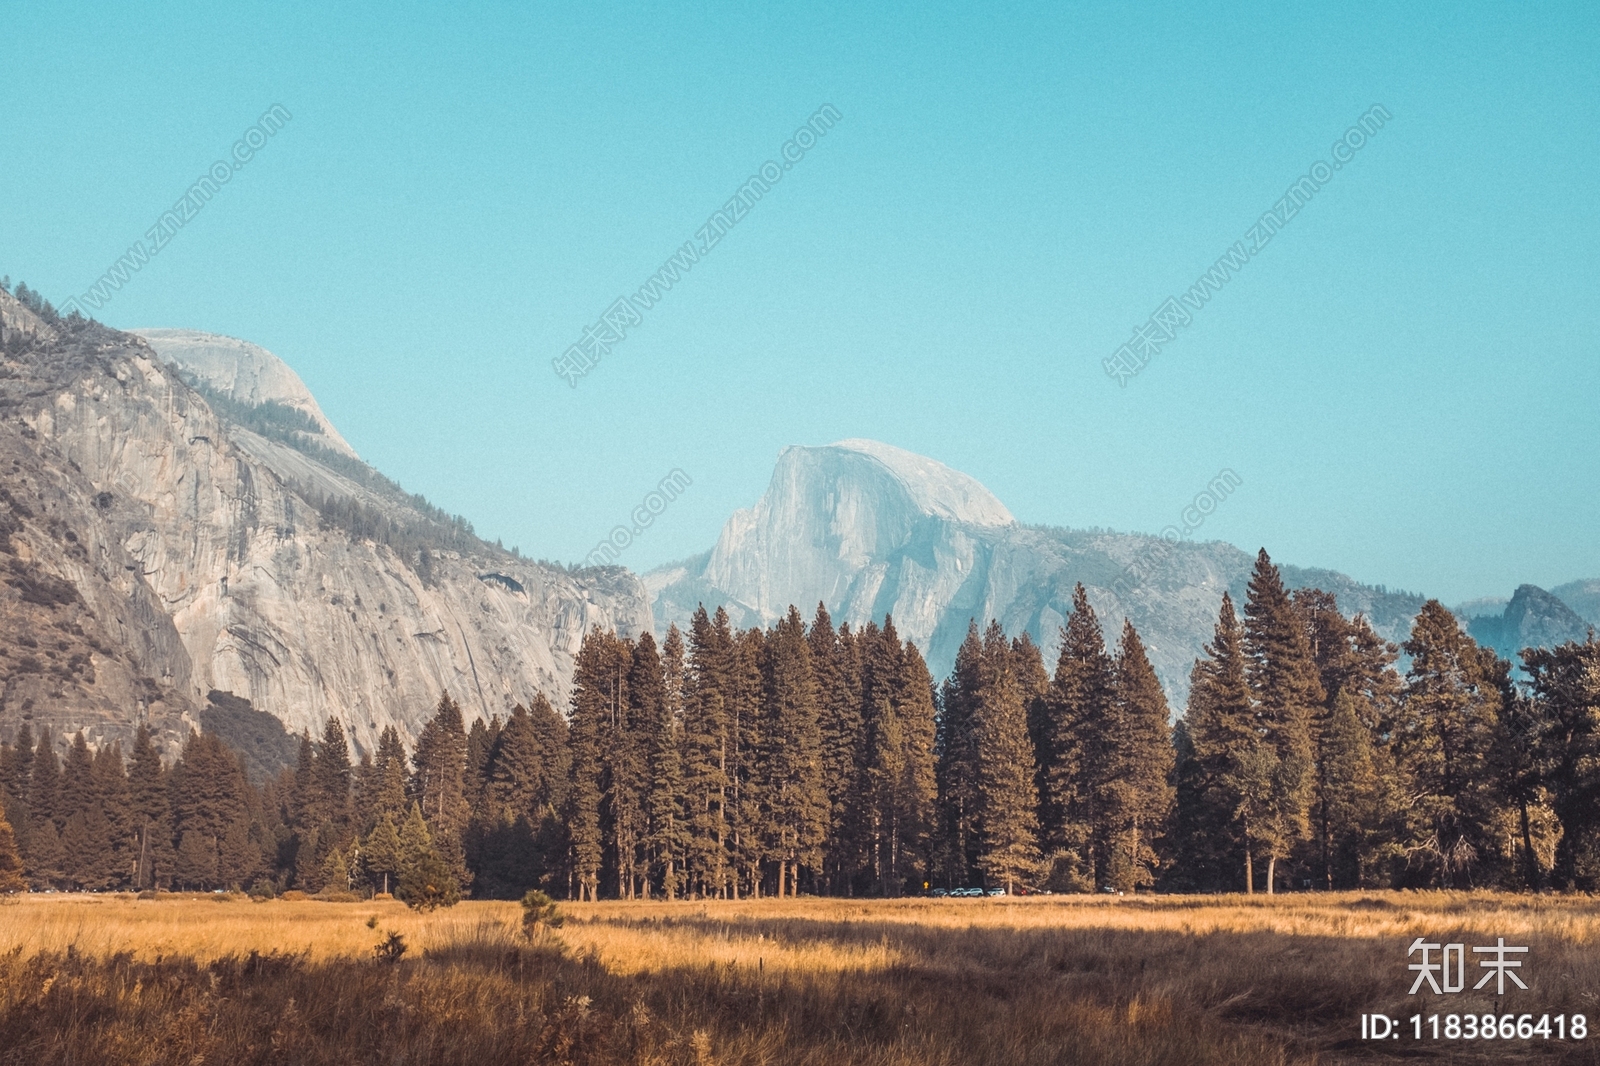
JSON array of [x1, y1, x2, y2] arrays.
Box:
[[3, 891, 1599, 1064]]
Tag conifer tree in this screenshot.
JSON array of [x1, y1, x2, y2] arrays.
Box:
[[615, 633, 661, 898], [86, 741, 129, 889], [0, 792, 24, 893], [27, 731, 63, 887], [397, 801, 459, 909], [647, 625, 690, 899], [60, 732, 93, 824], [1242, 550, 1324, 893], [0, 723, 33, 862], [57, 732, 96, 889], [895, 641, 940, 893], [1178, 592, 1266, 892], [567, 630, 628, 899], [127, 724, 172, 889], [682, 606, 733, 897], [935, 622, 984, 887], [1038, 585, 1116, 888], [1014, 630, 1051, 810], [57, 729, 96, 889], [369, 726, 409, 829], [313, 718, 354, 836], [320, 845, 351, 893], [1292, 589, 1405, 889], [466, 716, 498, 812], [859, 620, 904, 894], [761, 606, 829, 896], [1394, 600, 1505, 887], [1492, 684, 1550, 890], [291, 730, 315, 829], [1320, 689, 1383, 887], [821, 616, 867, 892], [1520, 634, 1600, 890], [1103, 620, 1174, 891], [725, 627, 766, 897], [503, 693, 574, 895], [410, 693, 471, 892], [973, 621, 1041, 892], [174, 829, 218, 889], [362, 813, 404, 895], [488, 705, 555, 821], [217, 759, 263, 889], [353, 750, 377, 831], [170, 732, 255, 889]]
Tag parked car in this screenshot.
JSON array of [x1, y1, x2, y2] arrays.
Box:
[[930, 887, 949, 897], [985, 887, 1006, 896]]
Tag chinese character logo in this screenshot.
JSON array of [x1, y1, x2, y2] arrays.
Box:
[[1408, 936, 1529, 995]]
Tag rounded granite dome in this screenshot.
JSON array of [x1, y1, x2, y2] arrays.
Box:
[[826, 439, 1016, 528]]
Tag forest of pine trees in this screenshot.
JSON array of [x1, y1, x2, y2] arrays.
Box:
[[2, 548, 1598, 899]]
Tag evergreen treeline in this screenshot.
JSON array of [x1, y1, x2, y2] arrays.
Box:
[[3, 549, 1597, 899]]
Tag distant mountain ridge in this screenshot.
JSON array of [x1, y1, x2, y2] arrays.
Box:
[[1463, 584, 1594, 664], [647, 441, 1432, 705], [133, 329, 361, 460], [0, 297, 651, 762]]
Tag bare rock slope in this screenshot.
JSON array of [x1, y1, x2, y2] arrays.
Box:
[[648, 440, 1426, 704], [0, 301, 651, 760]]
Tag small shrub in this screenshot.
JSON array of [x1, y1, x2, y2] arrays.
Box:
[[316, 889, 362, 903], [520, 890, 564, 940], [279, 890, 309, 902], [374, 931, 407, 964], [397, 852, 460, 912]]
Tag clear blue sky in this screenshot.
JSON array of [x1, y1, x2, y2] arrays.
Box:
[[3, 0, 1596, 604]]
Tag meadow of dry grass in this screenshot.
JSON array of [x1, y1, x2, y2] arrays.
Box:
[[2, 890, 1599, 1065]]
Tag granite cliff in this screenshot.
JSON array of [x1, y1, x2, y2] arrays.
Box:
[[647, 440, 1428, 704], [0, 293, 651, 762]]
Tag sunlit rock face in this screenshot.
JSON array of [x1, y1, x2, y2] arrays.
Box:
[[0, 316, 651, 759], [648, 440, 1426, 706]]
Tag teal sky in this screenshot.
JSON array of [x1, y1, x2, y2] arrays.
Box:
[[2, 0, 1596, 604]]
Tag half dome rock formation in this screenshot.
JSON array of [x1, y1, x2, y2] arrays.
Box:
[[648, 440, 1425, 703], [0, 311, 650, 760], [692, 439, 1014, 626]]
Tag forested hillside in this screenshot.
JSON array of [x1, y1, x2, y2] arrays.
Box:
[[4, 548, 1595, 900]]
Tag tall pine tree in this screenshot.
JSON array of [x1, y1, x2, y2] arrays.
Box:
[[410, 693, 472, 892], [647, 625, 690, 899], [1177, 592, 1266, 892], [1394, 601, 1505, 888], [1242, 550, 1323, 893], [761, 606, 828, 896], [1103, 620, 1174, 891], [973, 621, 1041, 892], [1039, 586, 1116, 889]]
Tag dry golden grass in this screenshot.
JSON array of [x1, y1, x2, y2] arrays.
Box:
[[3, 891, 1599, 1064]]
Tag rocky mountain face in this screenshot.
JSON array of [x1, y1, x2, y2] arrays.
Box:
[[1466, 584, 1593, 663], [0, 298, 652, 763], [647, 440, 1427, 705], [133, 329, 360, 460], [1550, 579, 1600, 629]]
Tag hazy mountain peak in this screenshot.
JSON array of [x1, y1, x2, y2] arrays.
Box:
[[1550, 579, 1600, 628], [823, 439, 1016, 528], [1467, 583, 1592, 662], [652, 439, 1424, 699], [132, 329, 360, 460]]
